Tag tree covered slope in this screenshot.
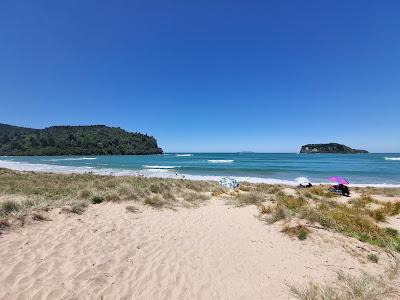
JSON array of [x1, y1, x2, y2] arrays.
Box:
[[0, 124, 163, 155]]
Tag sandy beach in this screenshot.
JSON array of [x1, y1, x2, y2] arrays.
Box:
[[1, 169, 400, 299], [0, 197, 394, 300]]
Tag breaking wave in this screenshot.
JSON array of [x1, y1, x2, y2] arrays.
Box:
[[0, 159, 399, 187], [208, 160, 234, 163], [385, 157, 400, 161], [176, 154, 193, 157], [45, 157, 98, 162], [143, 165, 180, 169]]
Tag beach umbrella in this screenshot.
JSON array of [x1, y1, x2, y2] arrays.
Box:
[[329, 176, 349, 185], [295, 177, 311, 186]]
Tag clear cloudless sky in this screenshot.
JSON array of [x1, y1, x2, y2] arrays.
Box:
[[0, 0, 399, 152]]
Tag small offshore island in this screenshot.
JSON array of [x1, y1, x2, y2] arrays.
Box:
[[0, 123, 163, 155], [300, 143, 369, 154]]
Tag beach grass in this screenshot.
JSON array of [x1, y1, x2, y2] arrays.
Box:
[[236, 192, 265, 206], [297, 201, 400, 251], [252, 186, 400, 252], [0, 168, 220, 225], [1, 168, 400, 255], [289, 255, 400, 300], [1, 168, 400, 298]]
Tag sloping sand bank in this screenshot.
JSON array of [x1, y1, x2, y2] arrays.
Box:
[[0, 199, 387, 300]]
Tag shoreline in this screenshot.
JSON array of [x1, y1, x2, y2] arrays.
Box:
[[1, 166, 400, 299], [1, 159, 399, 188]]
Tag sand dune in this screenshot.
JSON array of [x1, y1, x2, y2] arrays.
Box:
[[0, 199, 389, 300]]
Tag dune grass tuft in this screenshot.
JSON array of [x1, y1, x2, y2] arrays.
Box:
[[91, 195, 104, 204], [126, 205, 140, 213], [368, 253, 379, 263], [266, 203, 290, 224], [276, 192, 306, 212], [297, 202, 400, 251], [32, 213, 48, 221], [289, 256, 400, 300], [259, 204, 273, 215], [281, 223, 309, 240], [144, 195, 165, 208], [70, 202, 88, 214], [0, 200, 22, 217], [236, 192, 265, 206], [183, 191, 210, 203]]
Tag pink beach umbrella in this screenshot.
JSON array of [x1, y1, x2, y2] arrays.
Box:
[[329, 176, 349, 185]]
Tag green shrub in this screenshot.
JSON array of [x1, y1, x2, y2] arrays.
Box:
[[91, 195, 104, 204], [0, 201, 22, 216], [0, 220, 9, 229], [367, 253, 379, 263], [385, 227, 399, 237], [281, 223, 309, 240], [70, 202, 88, 214], [298, 227, 309, 240]]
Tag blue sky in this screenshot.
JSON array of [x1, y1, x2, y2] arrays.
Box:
[[0, 1, 399, 152]]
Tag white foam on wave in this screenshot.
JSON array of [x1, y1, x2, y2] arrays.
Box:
[[208, 160, 234, 163], [176, 154, 193, 157], [143, 165, 180, 169], [143, 169, 170, 173], [45, 157, 98, 162], [0, 159, 399, 187], [385, 157, 400, 161]]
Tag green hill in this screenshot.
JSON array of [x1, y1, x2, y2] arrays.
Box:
[[0, 124, 163, 155]]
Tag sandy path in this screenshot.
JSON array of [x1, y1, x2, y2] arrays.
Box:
[[0, 199, 387, 300]]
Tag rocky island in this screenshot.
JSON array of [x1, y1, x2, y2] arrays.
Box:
[[0, 123, 163, 155], [300, 143, 368, 154]]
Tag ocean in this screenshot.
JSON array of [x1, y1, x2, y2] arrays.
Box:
[[0, 153, 399, 186]]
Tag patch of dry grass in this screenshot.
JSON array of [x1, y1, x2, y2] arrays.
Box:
[[258, 192, 306, 224], [298, 186, 338, 200], [0, 198, 45, 219], [32, 213, 50, 221], [354, 186, 400, 198], [0, 168, 220, 227], [236, 192, 266, 206], [70, 202, 88, 214], [289, 255, 400, 300], [265, 203, 291, 224], [183, 191, 210, 204], [259, 204, 273, 215], [126, 205, 140, 213], [253, 183, 284, 194], [298, 201, 400, 251], [255, 188, 400, 251], [276, 191, 306, 212], [281, 222, 309, 240], [144, 194, 165, 208]]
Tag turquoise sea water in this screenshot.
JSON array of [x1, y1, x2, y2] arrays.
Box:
[[0, 153, 399, 185]]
